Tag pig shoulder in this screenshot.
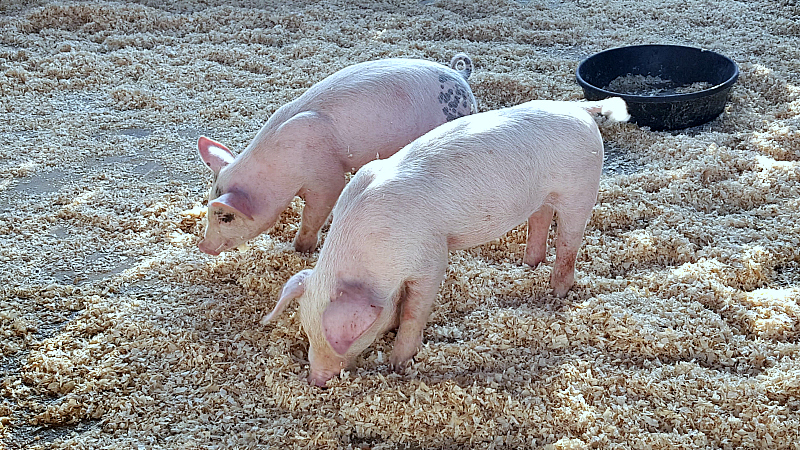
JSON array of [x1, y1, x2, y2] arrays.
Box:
[[250, 109, 344, 166]]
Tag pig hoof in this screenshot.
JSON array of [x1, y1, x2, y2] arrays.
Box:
[[551, 285, 572, 298], [390, 357, 413, 374], [292, 236, 318, 253], [523, 254, 545, 268]]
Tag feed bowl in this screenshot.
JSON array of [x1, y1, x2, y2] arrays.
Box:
[[576, 45, 739, 130]]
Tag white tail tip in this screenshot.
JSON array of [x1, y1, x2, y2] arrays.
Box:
[[583, 97, 630, 123]]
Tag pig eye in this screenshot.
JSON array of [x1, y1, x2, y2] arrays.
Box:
[[215, 211, 236, 224]]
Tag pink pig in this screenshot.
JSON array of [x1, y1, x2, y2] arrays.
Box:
[[263, 97, 629, 386], [196, 54, 477, 255]]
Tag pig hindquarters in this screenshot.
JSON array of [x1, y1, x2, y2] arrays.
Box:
[[265, 97, 629, 386], [196, 54, 477, 255]]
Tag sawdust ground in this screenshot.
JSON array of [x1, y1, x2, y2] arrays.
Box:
[[1, 0, 799, 449]]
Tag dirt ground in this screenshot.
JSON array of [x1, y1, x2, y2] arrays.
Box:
[[1, 0, 799, 448]]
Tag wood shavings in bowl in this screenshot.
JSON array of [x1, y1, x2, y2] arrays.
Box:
[[606, 74, 714, 97], [1, 0, 799, 448]]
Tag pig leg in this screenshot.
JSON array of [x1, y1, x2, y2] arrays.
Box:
[[294, 175, 347, 253], [390, 262, 447, 370], [523, 204, 554, 268], [549, 207, 590, 297]]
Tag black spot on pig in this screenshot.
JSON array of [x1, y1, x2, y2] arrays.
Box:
[[438, 89, 453, 105], [438, 73, 474, 121], [215, 210, 235, 223]]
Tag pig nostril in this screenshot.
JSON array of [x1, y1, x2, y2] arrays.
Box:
[[308, 372, 335, 387]]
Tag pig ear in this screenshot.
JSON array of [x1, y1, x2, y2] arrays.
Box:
[[323, 283, 383, 355], [210, 192, 254, 221], [261, 269, 313, 325], [198, 136, 235, 174]]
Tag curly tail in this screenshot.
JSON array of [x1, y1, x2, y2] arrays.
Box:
[[450, 53, 473, 80], [580, 97, 630, 123]]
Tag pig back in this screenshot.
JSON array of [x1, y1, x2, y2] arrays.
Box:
[[353, 100, 605, 249], [295, 58, 477, 169]]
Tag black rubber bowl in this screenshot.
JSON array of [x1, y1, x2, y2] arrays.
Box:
[[576, 45, 739, 130]]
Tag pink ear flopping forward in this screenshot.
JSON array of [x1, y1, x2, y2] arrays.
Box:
[[261, 269, 313, 325], [322, 282, 383, 356], [210, 192, 254, 221], [198, 136, 235, 174]]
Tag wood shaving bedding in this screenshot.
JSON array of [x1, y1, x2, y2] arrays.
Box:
[[1, 0, 799, 448]]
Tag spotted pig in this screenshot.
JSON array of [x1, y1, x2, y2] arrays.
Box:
[[197, 54, 477, 255]]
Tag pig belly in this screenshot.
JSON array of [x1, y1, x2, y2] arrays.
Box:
[[443, 199, 548, 251], [333, 101, 448, 168]]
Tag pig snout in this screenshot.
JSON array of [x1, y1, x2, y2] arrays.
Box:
[[197, 239, 221, 256], [306, 344, 348, 387], [308, 370, 335, 387], [197, 234, 235, 255], [307, 355, 348, 387]]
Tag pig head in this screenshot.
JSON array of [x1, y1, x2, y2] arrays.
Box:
[[196, 136, 260, 255], [261, 269, 400, 386], [195, 112, 337, 256]]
